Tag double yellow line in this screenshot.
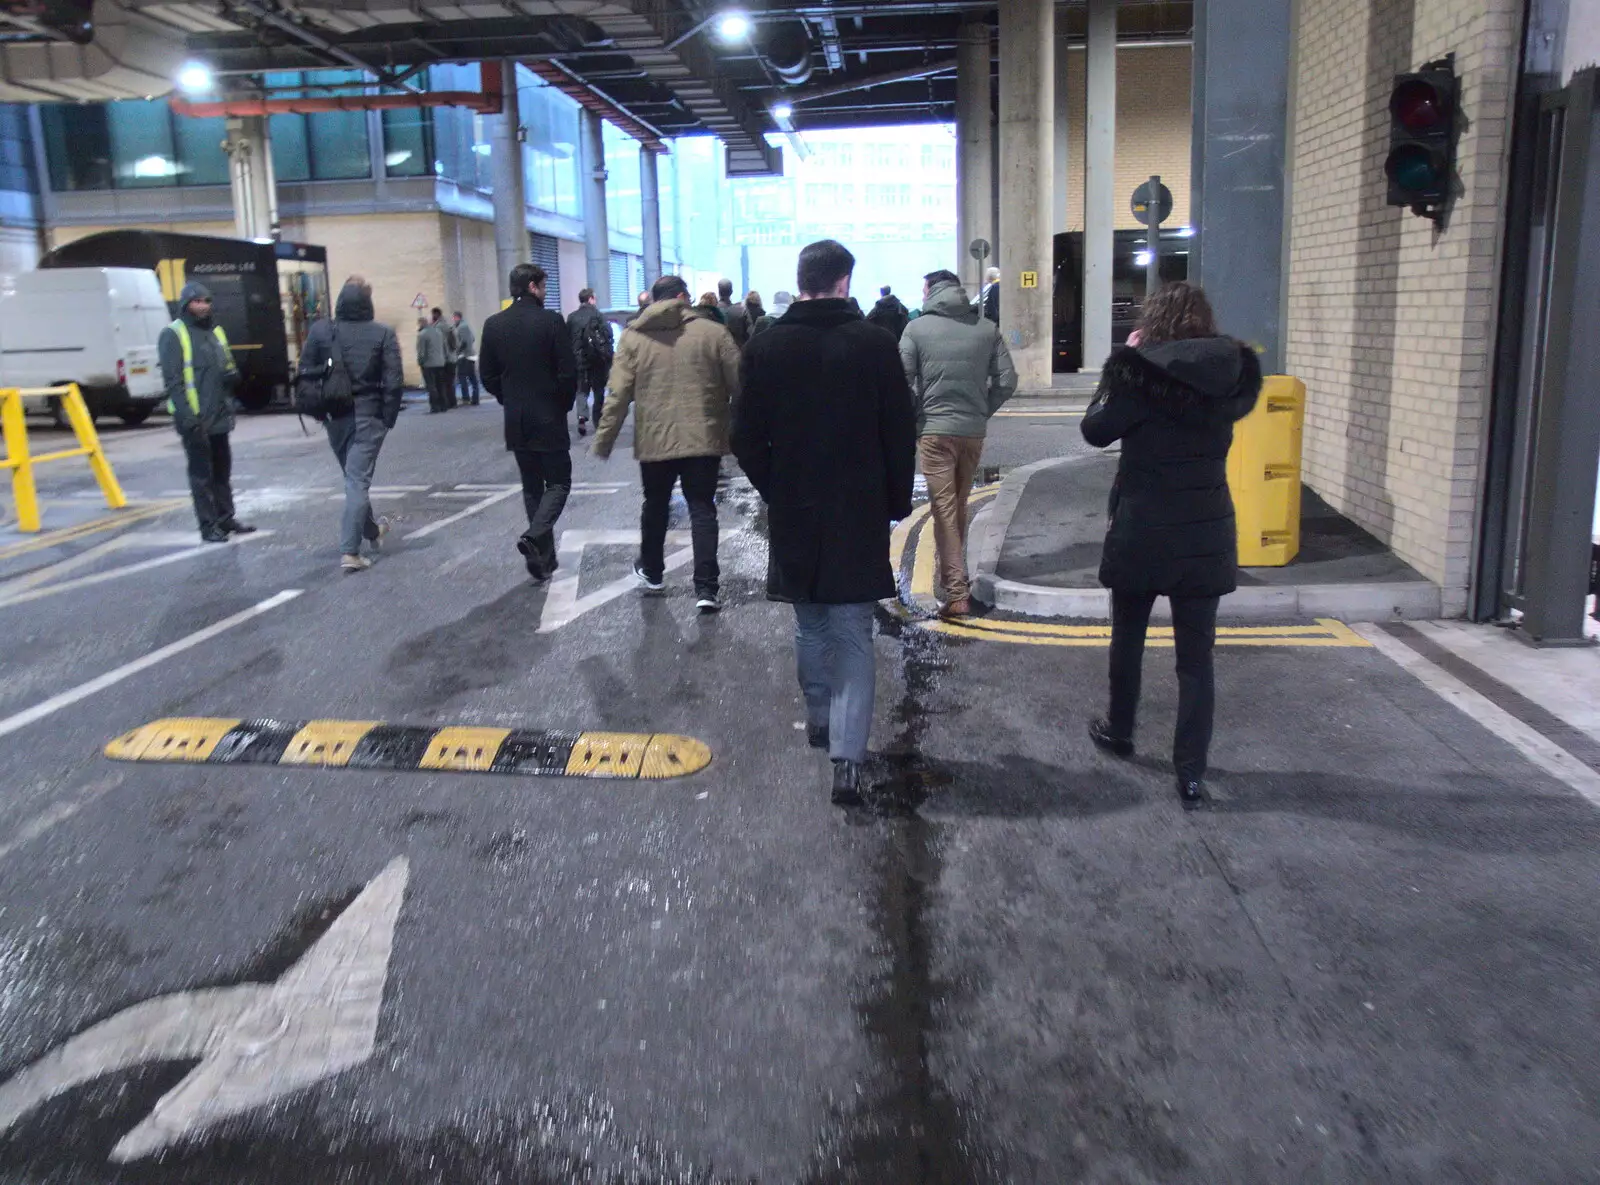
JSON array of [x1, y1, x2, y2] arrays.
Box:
[[0, 500, 185, 562], [892, 487, 1370, 649]]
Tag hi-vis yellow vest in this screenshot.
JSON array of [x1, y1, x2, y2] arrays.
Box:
[[168, 319, 236, 415]]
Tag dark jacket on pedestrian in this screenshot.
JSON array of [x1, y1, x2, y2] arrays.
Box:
[[568, 301, 614, 378], [479, 293, 578, 452], [159, 281, 236, 437], [866, 293, 910, 340], [733, 298, 917, 604], [719, 299, 749, 344], [899, 279, 1017, 437], [1080, 338, 1263, 598], [416, 321, 447, 370], [981, 281, 999, 324], [301, 283, 404, 428]]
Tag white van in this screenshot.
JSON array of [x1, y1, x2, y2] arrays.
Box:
[[0, 267, 170, 426]]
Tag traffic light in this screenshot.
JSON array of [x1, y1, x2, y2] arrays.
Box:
[[1384, 58, 1457, 221]]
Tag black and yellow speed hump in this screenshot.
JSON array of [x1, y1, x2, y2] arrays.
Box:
[[104, 718, 712, 780]]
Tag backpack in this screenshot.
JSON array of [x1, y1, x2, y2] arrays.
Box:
[[581, 313, 613, 366], [294, 322, 355, 422]]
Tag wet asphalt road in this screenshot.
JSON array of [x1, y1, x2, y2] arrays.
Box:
[[1, 403, 1598, 1182]]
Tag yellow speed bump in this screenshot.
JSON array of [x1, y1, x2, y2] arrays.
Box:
[[104, 719, 712, 780]]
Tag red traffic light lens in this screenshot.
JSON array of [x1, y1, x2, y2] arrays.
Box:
[[1391, 79, 1447, 133], [1385, 144, 1442, 192]]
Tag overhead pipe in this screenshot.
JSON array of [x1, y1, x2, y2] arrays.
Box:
[[787, 59, 956, 105], [172, 60, 503, 117]]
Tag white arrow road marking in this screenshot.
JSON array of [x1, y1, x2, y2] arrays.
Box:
[[537, 529, 692, 634], [0, 857, 410, 1162]]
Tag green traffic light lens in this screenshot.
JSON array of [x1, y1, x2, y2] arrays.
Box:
[[1386, 145, 1440, 193]]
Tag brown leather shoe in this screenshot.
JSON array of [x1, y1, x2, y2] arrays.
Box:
[[940, 599, 972, 619]]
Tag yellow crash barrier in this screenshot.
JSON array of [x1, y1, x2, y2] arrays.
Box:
[[1227, 374, 1305, 567], [1, 384, 127, 532]]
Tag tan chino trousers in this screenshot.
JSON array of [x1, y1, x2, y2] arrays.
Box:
[[918, 434, 985, 604]]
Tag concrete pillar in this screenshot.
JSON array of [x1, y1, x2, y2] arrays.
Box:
[[955, 21, 994, 291], [1191, 0, 1291, 371], [998, 0, 1054, 389], [490, 59, 527, 300], [640, 145, 662, 290], [1082, 0, 1117, 371], [222, 116, 277, 241], [1053, 12, 1072, 236], [580, 110, 611, 308]]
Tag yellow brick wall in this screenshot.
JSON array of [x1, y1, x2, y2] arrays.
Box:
[[1062, 44, 1193, 231], [1285, 0, 1520, 611]]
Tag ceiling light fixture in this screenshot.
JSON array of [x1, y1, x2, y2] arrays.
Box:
[[771, 103, 794, 121], [716, 11, 752, 42], [176, 61, 214, 95]]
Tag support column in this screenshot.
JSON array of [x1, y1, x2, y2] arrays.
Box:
[[998, 0, 1054, 390], [580, 110, 611, 308], [1053, 10, 1071, 236], [1191, 0, 1292, 371], [640, 145, 662, 289], [1083, 0, 1116, 371], [222, 116, 278, 241], [955, 21, 994, 291], [490, 59, 527, 300]]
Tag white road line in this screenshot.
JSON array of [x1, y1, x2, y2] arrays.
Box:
[[0, 589, 303, 740], [1355, 623, 1600, 808], [0, 774, 123, 863], [538, 529, 691, 633], [427, 491, 497, 499], [0, 532, 275, 610], [403, 486, 521, 540]]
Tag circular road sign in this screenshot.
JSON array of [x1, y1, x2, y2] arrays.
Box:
[[969, 237, 991, 261], [1131, 181, 1174, 227]]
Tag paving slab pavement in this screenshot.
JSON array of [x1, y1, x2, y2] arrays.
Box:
[[972, 453, 1443, 620]]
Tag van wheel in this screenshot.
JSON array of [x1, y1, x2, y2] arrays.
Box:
[[120, 407, 151, 427]]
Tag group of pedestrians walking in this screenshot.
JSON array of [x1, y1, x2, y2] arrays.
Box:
[[158, 237, 1260, 812]]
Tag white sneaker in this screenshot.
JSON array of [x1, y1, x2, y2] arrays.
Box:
[[341, 554, 372, 573], [633, 563, 665, 593], [696, 595, 722, 614], [370, 517, 392, 551]]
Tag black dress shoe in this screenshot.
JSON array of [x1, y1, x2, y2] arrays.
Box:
[[220, 519, 256, 535], [831, 760, 865, 807], [806, 724, 829, 750], [1088, 718, 1134, 758], [1177, 779, 1208, 810], [200, 528, 229, 544]]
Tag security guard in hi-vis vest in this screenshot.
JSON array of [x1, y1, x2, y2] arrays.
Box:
[[157, 281, 256, 543]]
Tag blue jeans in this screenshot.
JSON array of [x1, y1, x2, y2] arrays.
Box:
[[794, 602, 877, 763], [325, 413, 388, 556]]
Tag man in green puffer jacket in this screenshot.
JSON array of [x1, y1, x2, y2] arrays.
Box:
[[898, 269, 1018, 617]]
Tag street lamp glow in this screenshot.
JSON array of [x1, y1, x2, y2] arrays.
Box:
[[716, 11, 752, 41], [1134, 250, 1152, 267], [176, 61, 213, 95], [771, 103, 794, 121]]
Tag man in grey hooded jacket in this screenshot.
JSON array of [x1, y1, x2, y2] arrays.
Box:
[[898, 269, 1018, 616], [302, 279, 404, 571]]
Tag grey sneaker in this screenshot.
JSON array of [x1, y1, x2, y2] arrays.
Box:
[[341, 554, 372, 573], [696, 594, 722, 614]]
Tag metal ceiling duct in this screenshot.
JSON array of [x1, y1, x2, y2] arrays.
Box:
[[0, 0, 185, 101], [759, 19, 813, 87]]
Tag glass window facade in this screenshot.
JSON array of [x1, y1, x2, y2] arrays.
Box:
[[603, 119, 641, 239], [519, 67, 580, 218], [37, 69, 374, 192]]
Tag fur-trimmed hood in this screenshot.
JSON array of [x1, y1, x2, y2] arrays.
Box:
[[1101, 337, 1262, 428]]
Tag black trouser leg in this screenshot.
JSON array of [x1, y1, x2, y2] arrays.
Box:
[[638, 459, 676, 581], [591, 367, 608, 426], [183, 431, 220, 532], [514, 448, 571, 564], [1108, 590, 1158, 742], [678, 455, 721, 596], [210, 433, 234, 523], [1170, 595, 1219, 781]]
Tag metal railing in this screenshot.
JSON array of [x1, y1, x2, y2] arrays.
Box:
[[0, 384, 126, 532]]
